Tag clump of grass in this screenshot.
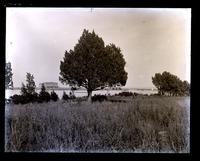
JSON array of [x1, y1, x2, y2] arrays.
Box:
[[5, 97, 189, 152]]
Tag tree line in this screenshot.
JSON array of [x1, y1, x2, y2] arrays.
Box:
[[10, 73, 75, 104], [6, 29, 190, 103]]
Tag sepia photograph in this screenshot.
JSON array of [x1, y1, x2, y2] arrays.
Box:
[[5, 8, 190, 153]]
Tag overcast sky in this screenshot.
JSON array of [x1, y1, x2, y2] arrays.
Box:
[[6, 8, 191, 88]]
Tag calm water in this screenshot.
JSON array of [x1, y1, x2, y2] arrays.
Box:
[[5, 89, 158, 99]]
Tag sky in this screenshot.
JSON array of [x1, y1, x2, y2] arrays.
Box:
[[6, 8, 191, 88]]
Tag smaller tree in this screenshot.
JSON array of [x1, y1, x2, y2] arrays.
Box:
[[21, 83, 28, 96], [26, 73, 36, 95], [152, 71, 190, 96], [24, 73, 38, 103], [11, 72, 38, 104], [50, 90, 59, 102]]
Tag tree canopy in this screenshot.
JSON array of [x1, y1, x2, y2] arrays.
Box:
[[60, 29, 127, 100], [152, 71, 190, 96]]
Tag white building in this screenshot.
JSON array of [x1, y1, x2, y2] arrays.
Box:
[[39, 82, 58, 89]]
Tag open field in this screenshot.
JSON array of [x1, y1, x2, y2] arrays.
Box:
[[5, 96, 190, 153]]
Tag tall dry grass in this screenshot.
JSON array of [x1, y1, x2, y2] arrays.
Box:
[[5, 96, 189, 152]]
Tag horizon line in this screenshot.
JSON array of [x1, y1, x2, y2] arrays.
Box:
[[9, 87, 158, 90]]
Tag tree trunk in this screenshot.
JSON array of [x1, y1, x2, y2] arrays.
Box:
[[87, 90, 92, 102]]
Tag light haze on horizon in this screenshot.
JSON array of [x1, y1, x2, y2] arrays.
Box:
[[6, 8, 191, 88]]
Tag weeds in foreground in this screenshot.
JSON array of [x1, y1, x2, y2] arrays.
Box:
[[5, 97, 189, 152]]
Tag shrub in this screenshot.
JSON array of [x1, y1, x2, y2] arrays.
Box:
[[62, 91, 69, 100], [10, 94, 23, 104], [69, 91, 76, 99], [116, 91, 134, 97], [50, 91, 59, 102], [38, 84, 51, 103], [11, 94, 34, 104], [24, 93, 38, 103], [133, 92, 139, 96], [92, 94, 107, 102], [38, 91, 50, 103]]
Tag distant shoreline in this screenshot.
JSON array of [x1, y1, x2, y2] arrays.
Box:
[[8, 87, 158, 91]]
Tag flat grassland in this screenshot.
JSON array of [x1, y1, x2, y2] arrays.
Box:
[[5, 96, 190, 153]]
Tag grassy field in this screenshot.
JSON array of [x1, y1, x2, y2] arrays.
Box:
[[5, 96, 190, 153]]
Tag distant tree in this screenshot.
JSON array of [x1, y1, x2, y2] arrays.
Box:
[[60, 29, 128, 101], [50, 90, 59, 102], [11, 72, 38, 104], [21, 83, 28, 96], [26, 73, 36, 95], [25, 73, 38, 102], [5, 62, 13, 89], [179, 80, 190, 96], [152, 71, 190, 96], [62, 91, 69, 100], [16, 73, 38, 104], [38, 84, 50, 102], [19, 83, 29, 104], [152, 73, 164, 95]]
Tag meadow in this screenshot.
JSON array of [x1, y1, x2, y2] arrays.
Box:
[[5, 96, 190, 153]]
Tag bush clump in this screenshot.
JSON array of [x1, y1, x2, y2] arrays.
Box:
[[37, 84, 50, 103], [10, 95, 23, 104], [50, 91, 59, 102], [62, 91, 69, 100], [11, 93, 38, 104], [62, 91, 76, 101], [115, 91, 134, 97], [92, 94, 107, 102]]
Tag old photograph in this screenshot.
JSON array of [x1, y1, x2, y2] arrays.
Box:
[[5, 8, 190, 152]]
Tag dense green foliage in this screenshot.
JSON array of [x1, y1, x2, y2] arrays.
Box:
[[5, 62, 13, 89], [152, 71, 190, 96], [60, 29, 127, 99]]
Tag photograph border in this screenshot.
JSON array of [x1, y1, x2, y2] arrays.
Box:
[[0, 0, 196, 161]]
